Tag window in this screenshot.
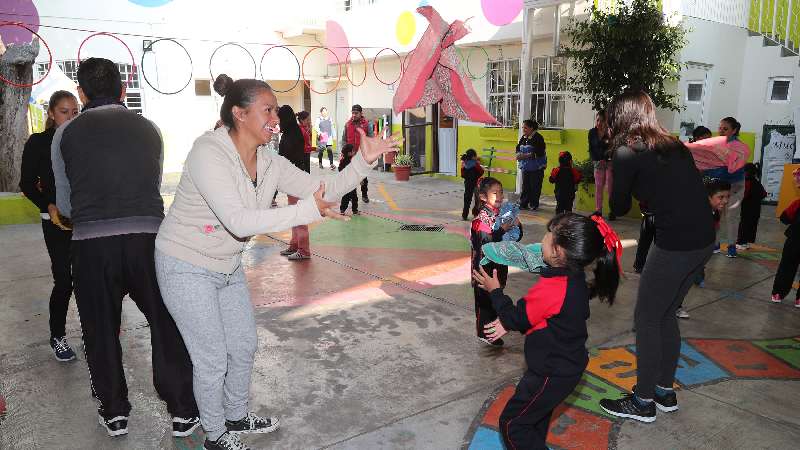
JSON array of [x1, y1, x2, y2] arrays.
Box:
[[530, 56, 566, 128], [686, 82, 703, 103], [36, 59, 144, 114], [768, 77, 792, 102], [486, 59, 520, 127], [195, 79, 212, 96]]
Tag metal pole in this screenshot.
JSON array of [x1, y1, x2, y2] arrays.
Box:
[[786, 0, 794, 48], [518, 5, 534, 195], [773, 0, 779, 40]]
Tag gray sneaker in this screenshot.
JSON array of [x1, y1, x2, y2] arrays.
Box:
[[675, 308, 690, 319], [204, 432, 249, 450]]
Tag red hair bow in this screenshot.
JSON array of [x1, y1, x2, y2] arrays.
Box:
[[591, 214, 623, 272]]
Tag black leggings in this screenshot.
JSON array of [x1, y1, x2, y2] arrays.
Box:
[[42, 219, 73, 338], [634, 243, 713, 399], [317, 145, 334, 167], [773, 235, 800, 300], [463, 180, 477, 219]]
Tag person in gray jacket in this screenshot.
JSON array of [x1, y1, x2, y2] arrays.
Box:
[[154, 74, 402, 450]]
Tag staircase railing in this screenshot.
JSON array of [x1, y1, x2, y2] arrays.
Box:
[[748, 0, 800, 55]]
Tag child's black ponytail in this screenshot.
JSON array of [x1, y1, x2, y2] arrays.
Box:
[[472, 177, 501, 217], [461, 148, 477, 161], [547, 213, 620, 305]]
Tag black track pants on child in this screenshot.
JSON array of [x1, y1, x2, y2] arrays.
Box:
[[499, 371, 582, 450], [341, 189, 359, 214], [773, 235, 800, 299], [463, 180, 477, 219], [42, 219, 73, 338]]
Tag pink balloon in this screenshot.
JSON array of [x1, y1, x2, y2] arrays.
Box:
[[481, 0, 523, 26], [325, 20, 349, 66], [0, 0, 40, 45]]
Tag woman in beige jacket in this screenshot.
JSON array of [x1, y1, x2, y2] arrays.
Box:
[[154, 74, 400, 450]]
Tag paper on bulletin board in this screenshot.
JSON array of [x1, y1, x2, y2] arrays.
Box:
[[776, 164, 800, 217], [760, 125, 796, 202]]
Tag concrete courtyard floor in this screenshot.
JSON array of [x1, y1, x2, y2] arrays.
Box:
[[1, 165, 799, 449]]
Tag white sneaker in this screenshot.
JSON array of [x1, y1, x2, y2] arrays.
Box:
[[771, 294, 783, 303], [735, 244, 750, 251], [675, 308, 690, 319], [287, 252, 311, 261]]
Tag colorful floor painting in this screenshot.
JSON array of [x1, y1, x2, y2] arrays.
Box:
[[463, 336, 800, 450]]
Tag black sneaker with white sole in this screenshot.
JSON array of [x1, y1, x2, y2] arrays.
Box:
[[50, 336, 76, 362], [98, 415, 129, 437], [172, 416, 201, 437], [632, 385, 679, 412], [204, 431, 250, 450], [599, 393, 656, 423], [225, 412, 279, 434]]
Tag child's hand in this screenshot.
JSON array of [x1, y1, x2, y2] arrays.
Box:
[[501, 221, 514, 231], [484, 319, 508, 342], [472, 266, 501, 292]]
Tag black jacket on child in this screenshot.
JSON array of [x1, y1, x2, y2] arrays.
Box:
[[489, 266, 590, 376]]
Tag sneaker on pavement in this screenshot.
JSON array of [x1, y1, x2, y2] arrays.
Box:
[[172, 416, 201, 437], [713, 243, 721, 254], [736, 243, 750, 251], [478, 337, 505, 347], [633, 385, 678, 412], [363, 197, 370, 203], [771, 294, 783, 303], [287, 252, 311, 261], [675, 308, 690, 319], [225, 412, 280, 434], [50, 336, 76, 362], [279, 248, 296, 256], [726, 245, 737, 258], [795, 298, 800, 308], [98, 415, 129, 437], [204, 432, 250, 450], [599, 393, 656, 423]]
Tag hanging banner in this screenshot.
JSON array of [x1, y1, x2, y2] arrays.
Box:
[[760, 125, 796, 203]]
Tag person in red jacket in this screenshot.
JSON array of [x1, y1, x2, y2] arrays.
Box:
[[548, 151, 582, 214], [771, 169, 800, 307], [473, 213, 620, 450], [341, 104, 372, 203], [461, 148, 484, 220]]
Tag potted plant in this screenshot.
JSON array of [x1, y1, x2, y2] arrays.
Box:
[[392, 153, 413, 181]]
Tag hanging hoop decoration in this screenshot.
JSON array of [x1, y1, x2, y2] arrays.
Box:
[[78, 32, 137, 86], [140, 38, 193, 95], [0, 22, 52, 87], [301, 46, 341, 95], [259, 45, 300, 93], [345, 47, 367, 87], [372, 47, 402, 86], [463, 46, 490, 80], [208, 42, 256, 81], [402, 49, 414, 74]]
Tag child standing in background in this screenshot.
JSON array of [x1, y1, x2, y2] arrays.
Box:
[[737, 163, 767, 250], [471, 178, 523, 347], [771, 168, 800, 307], [339, 144, 359, 216], [461, 149, 484, 221], [549, 151, 582, 214]]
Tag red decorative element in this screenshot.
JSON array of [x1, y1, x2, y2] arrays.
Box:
[[402, 49, 414, 73], [393, 6, 498, 124], [372, 47, 402, 85], [78, 32, 136, 87], [301, 46, 341, 95], [345, 47, 367, 87], [591, 214, 623, 272], [0, 21, 52, 88]]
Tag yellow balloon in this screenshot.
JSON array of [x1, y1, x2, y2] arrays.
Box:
[[396, 11, 416, 46]]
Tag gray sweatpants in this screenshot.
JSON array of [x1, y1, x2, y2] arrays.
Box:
[[155, 250, 257, 441]]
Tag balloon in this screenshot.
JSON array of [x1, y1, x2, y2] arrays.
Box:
[[481, 0, 523, 26], [396, 11, 416, 46]]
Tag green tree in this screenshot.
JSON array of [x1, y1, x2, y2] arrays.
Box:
[[560, 0, 686, 111]]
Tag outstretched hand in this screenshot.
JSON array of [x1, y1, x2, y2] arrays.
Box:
[[314, 183, 349, 222], [472, 266, 501, 292], [357, 128, 404, 164]]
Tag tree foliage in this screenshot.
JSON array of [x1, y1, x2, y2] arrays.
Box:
[[560, 0, 687, 111]]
